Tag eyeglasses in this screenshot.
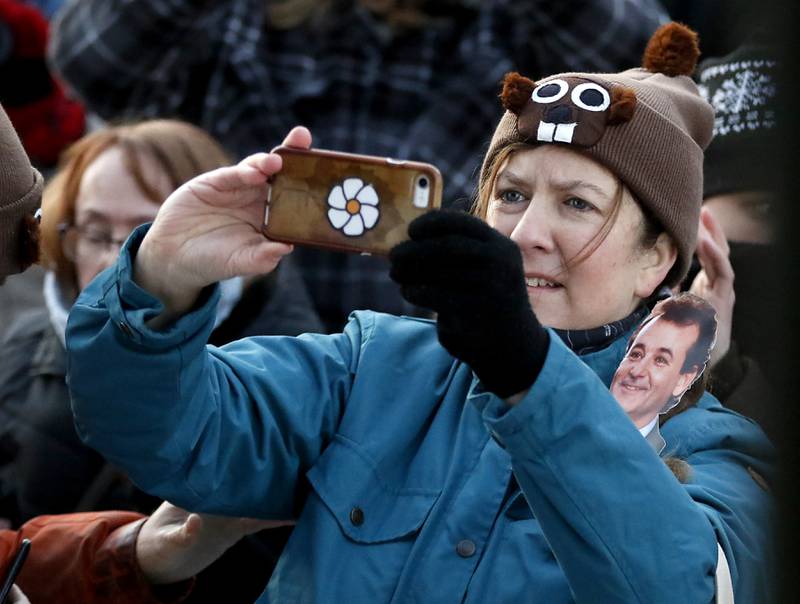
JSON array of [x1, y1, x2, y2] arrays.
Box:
[[58, 223, 129, 262]]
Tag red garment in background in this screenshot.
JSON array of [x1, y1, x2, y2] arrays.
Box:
[[0, 0, 84, 166], [0, 511, 191, 603]]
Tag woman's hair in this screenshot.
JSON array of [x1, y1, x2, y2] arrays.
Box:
[[472, 143, 667, 274], [40, 119, 231, 288]]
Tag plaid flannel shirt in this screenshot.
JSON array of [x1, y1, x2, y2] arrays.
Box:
[[49, 0, 666, 331]]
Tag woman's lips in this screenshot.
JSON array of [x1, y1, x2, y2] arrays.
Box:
[[525, 276, 562, 288]]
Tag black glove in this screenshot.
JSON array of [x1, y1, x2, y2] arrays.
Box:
[[389, 210, 549, 398]]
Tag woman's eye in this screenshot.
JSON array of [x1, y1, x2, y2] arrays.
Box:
[[564, 197, 593, 212], [498, 190, 526, 204]]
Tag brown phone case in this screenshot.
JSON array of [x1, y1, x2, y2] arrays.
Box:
[[264, 146, 442, 255]]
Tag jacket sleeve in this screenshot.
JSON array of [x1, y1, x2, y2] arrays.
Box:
[[48, 0, 219, 121], [476, 334, 774, 604], [1, 511, 192, 604], [66, 227, 361, 518]]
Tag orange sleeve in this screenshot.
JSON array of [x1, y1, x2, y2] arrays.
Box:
[[0, 511, 193, 603]]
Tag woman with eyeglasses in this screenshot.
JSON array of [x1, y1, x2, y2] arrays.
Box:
[[0, 119, 322, 603]]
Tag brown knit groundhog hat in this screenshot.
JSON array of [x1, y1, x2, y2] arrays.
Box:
[[480, 23, 714, 286], [0, 103, 42, 279]]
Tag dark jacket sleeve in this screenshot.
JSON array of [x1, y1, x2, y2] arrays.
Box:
[[0, 312, 114, 524], [1, 511, 192, 603]]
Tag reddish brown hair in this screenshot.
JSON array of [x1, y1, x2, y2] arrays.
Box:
[[40, 120, 231, 289]]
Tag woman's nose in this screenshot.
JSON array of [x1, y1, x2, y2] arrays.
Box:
[[509, 200, 554, 252]]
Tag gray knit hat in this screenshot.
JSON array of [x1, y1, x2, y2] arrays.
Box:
[[0, 103, 42, 279], [480, 23, 714, 286]]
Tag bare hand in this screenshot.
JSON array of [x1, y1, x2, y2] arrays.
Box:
[[135, 501, 294, 585], [689, 207, 734, 366], [134, 127, 313, 322]]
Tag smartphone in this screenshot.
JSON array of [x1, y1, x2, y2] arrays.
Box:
[[0, 539, 30, 604], [264, 147, 442, 255]]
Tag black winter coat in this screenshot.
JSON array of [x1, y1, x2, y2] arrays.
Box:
[[0, 259, 323, 603]]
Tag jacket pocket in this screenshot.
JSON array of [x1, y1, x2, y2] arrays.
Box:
[[306, 435, 440, 544]]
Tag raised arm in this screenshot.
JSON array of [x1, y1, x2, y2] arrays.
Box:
[[67, 273, 361, 517], [478, 341, 774, 602], [67, 127, 360, 516], [390, 210, 774, 603]]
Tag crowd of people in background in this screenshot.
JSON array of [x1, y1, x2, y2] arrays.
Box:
[[0, 0, 784, 602]]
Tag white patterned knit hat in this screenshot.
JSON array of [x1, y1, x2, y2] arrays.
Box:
[[696, 35, 778, 198]]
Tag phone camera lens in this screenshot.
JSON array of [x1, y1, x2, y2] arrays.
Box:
[[418, 177, 429, 188]]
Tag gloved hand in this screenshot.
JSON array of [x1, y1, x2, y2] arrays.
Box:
[[389, 210, 549, 398]]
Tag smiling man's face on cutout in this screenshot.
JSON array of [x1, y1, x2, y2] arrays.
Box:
[[610, 316, 700, 428]]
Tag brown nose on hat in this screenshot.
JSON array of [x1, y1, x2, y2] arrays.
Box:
[[0, 103, 43, 279], [481, 22, 715, 287]]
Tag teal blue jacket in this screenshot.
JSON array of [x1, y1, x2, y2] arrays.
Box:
[[66, 228, 775, 603]]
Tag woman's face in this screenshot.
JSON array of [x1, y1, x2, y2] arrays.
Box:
[[72, 146, 166, 290], [486, 145, 666, 330]]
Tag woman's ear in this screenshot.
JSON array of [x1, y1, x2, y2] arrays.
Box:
[[634, 232, 677, 298]]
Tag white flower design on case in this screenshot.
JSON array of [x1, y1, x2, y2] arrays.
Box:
[[327, 178, 380, 237]]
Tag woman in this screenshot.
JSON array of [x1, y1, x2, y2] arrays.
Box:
[[50, 0, 665, 333], [0, 119, 320, 602], [66, 24, 774, 602], [0, 104, 289, 604]]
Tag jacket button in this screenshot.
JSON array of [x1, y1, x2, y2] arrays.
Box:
[[349, 506, 365, 526], [456, 539, 476, 558], [118, 321, 134, 338]]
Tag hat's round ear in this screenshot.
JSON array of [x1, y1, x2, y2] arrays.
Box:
[[500, 72, 536, 115], [643, 22, 700, 77], [608, 86, 637, 125]]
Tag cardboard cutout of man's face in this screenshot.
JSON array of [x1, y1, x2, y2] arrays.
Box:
[[611, 316, 702, 429], [610, 294, 718, 455]]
